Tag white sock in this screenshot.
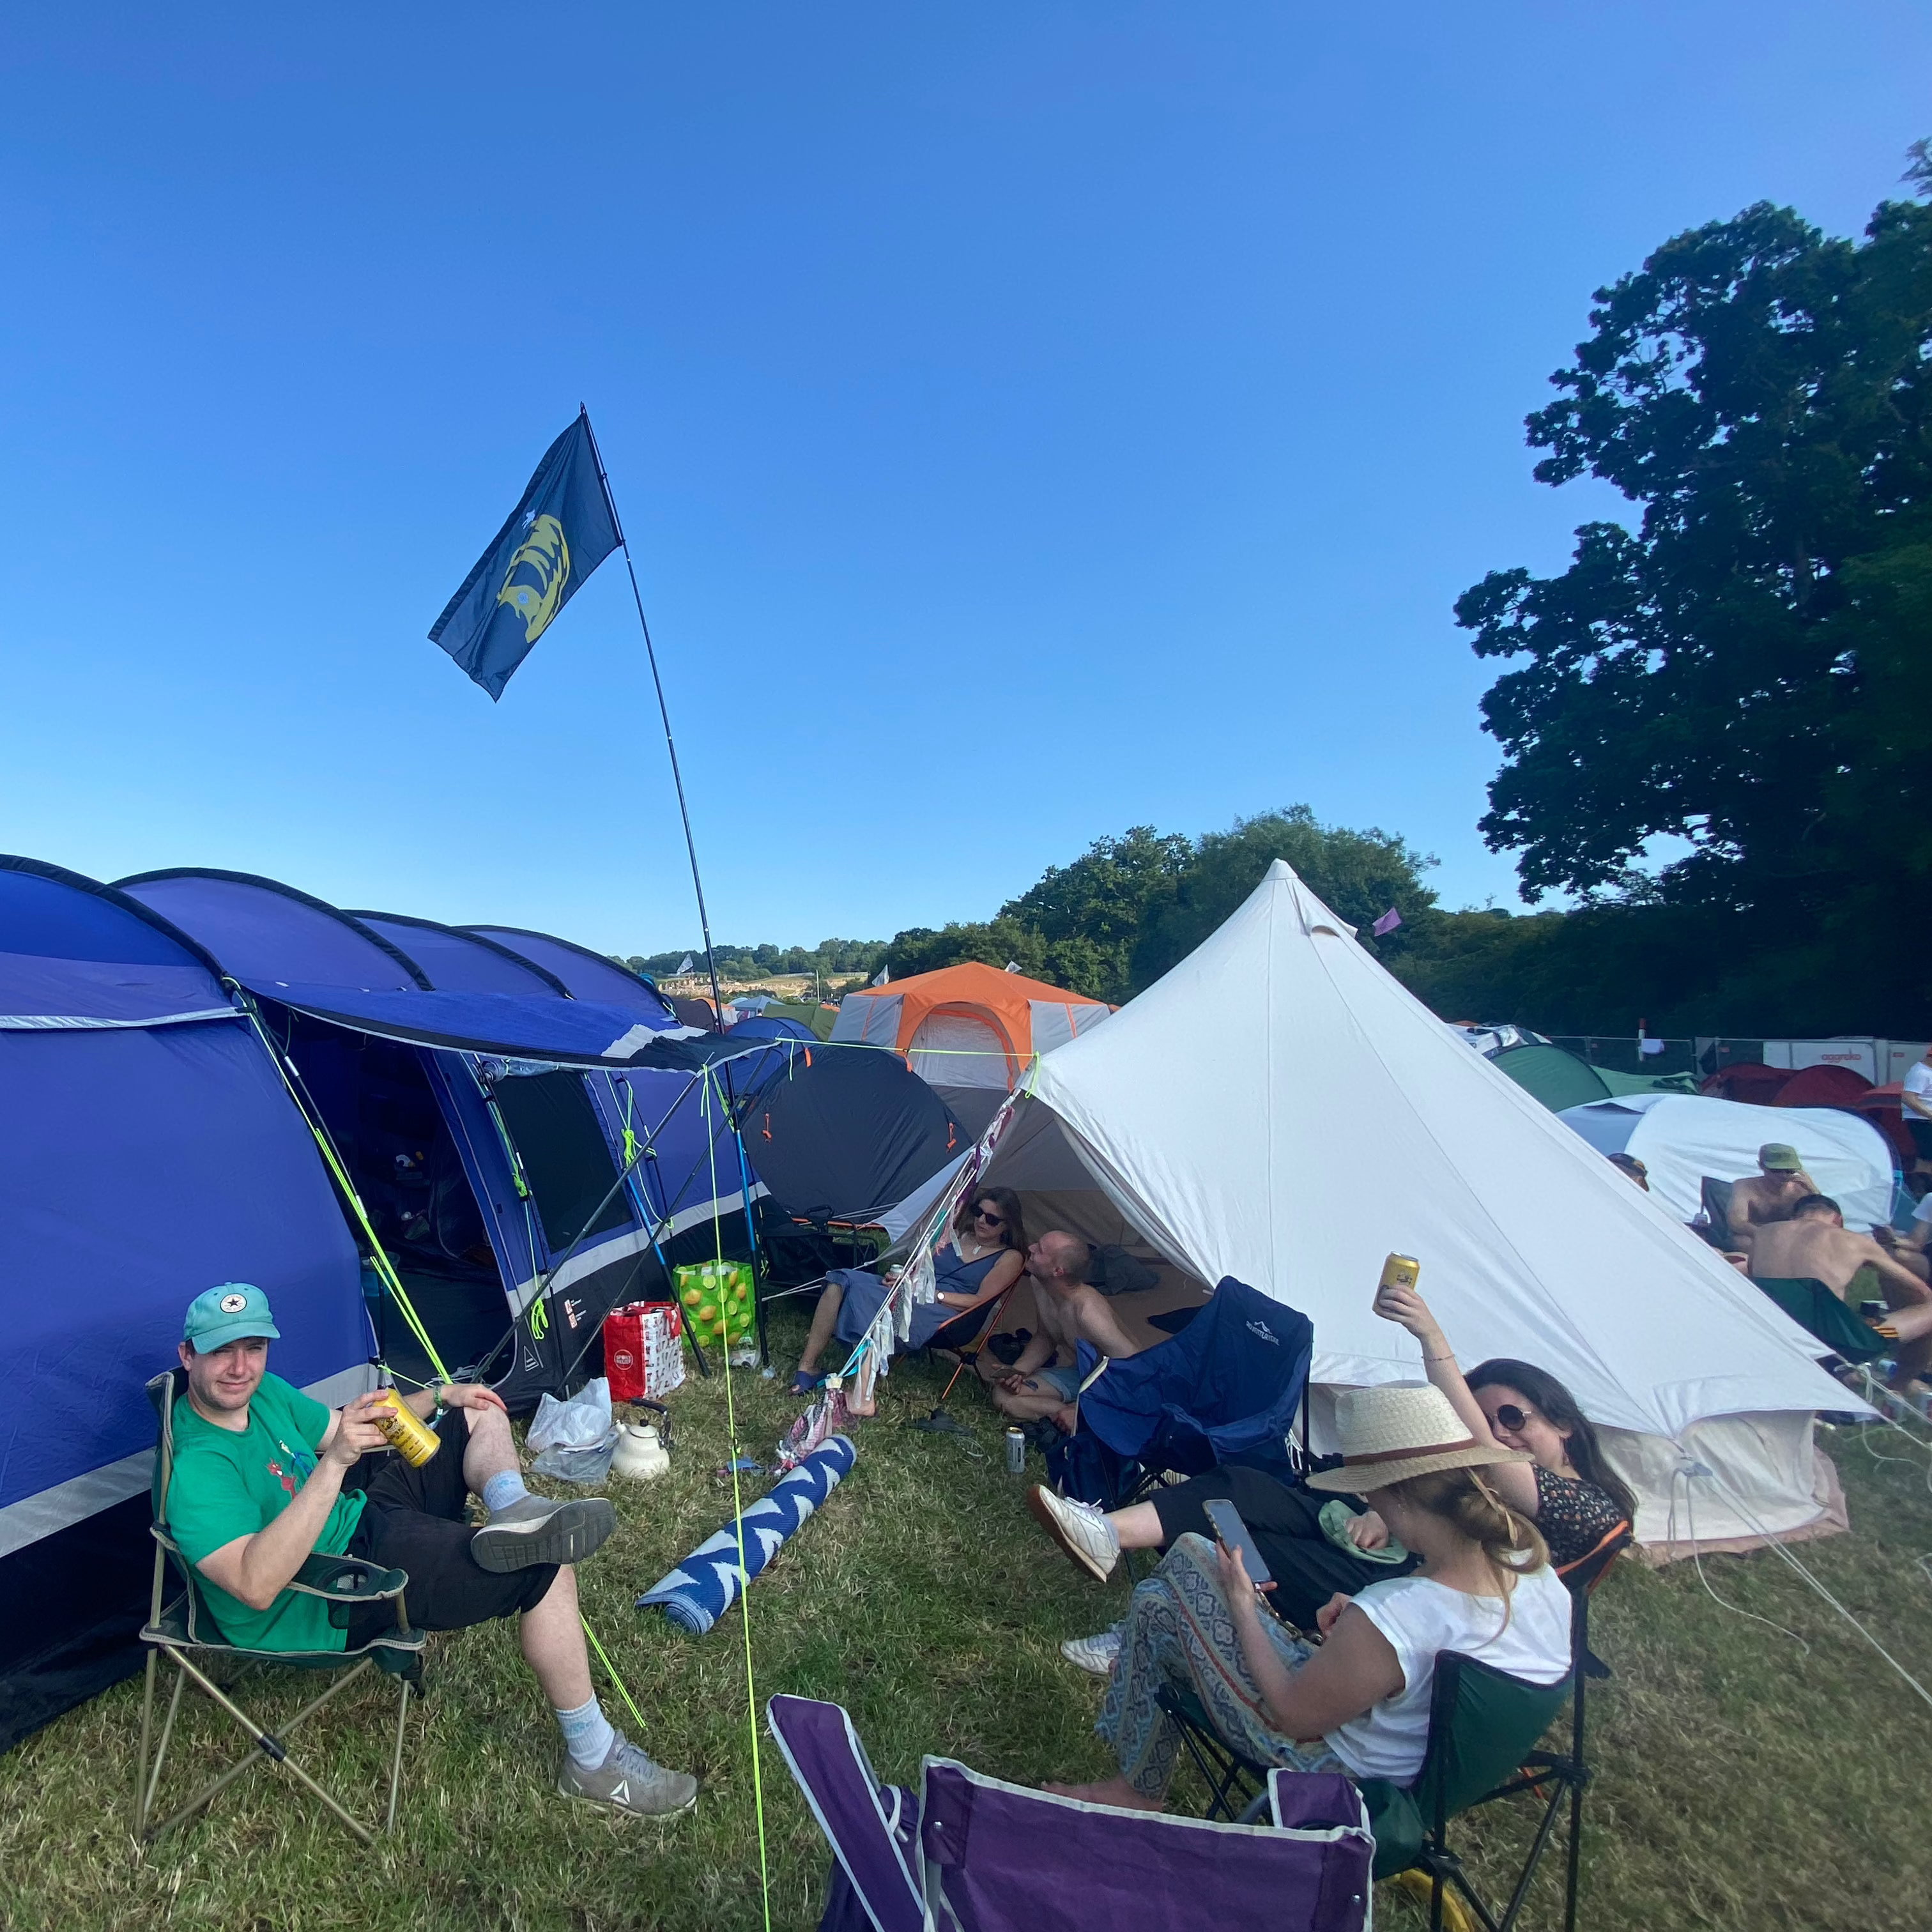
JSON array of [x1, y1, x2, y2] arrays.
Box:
[[482, 1470, 529, 1515], [555, 1694, 617, 1769]]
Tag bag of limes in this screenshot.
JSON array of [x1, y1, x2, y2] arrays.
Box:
[[675, 1260, 756, 1347]]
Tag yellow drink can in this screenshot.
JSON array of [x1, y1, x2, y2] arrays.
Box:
[[373, 1388, 441, 1468]]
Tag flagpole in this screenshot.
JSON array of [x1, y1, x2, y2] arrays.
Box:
[[579, 409, 772, 1372], [579, 408, 729, 1026]]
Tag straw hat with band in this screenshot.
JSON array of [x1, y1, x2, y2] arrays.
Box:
[[1305, 1384, 1532, 1494]]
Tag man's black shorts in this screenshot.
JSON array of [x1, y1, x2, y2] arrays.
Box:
[[340, 1409, 556, 1643], [1908, 1117, 1932, 1160]]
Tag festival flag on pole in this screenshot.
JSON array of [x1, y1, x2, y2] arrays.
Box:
[[429, 410, 620, 700], [1372, 907, 1403, 937], [675, 954, 695, 976]]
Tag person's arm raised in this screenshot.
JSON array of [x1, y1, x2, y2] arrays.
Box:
[[1370, 1279, 1540, 1516], [194, 1393, 390, 1613]]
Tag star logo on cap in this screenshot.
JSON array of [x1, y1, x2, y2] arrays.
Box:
[[219, 1292, 248, 1314]]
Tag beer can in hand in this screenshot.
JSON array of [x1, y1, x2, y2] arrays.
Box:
[[374, 1388, 441, 1467], [1376, 1253, 1420, 1313], [1005, 1427, 1026, 1475]]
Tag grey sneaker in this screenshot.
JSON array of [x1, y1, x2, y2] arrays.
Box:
[[1027, 1484, 1120, 1581], [1060, 1628, 1123, 1677], [471, 1493, 616, 1573], [557, 1732, 698, 1818]]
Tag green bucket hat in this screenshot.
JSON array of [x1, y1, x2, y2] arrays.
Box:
[[1758, 1142, 1804, 1173], [183, 1283, 280, 1352]]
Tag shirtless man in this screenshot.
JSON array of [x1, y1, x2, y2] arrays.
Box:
[[1751, 1194, 1932, 1392], [1724, 1143, 1818, 1255], [979, 1230, 1140, 1430]]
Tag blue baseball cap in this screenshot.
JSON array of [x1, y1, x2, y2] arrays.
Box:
[[183, 1284, 281, 1352]]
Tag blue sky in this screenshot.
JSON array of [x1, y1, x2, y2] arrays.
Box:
[[2, 5, 1924, 954]]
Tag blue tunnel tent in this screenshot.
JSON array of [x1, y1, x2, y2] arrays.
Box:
[[466, 924, 725, 1035], [115, 871, 753, 1406], [0, 857, 369, 1752]]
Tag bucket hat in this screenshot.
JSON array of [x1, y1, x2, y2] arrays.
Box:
[[1304, 1383, 1531, 1493]]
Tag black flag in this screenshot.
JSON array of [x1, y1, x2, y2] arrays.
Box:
[[429, 411, 620, 699]]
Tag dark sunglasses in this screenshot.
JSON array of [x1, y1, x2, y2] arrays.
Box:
[[1492, 1403, 1531, 1432], [973, 1206, 1006, 1226]]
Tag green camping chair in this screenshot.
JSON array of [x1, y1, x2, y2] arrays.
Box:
[[132, 1368, 426, 1847], [1162, 1526, 1628, 1931]]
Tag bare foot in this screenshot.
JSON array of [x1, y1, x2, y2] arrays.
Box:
[[1041, 1777, 1165, 1812], [1052, 1404, 1077, 1433]]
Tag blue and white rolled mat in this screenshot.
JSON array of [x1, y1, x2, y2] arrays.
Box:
[[636, 1434, 857, 1634]]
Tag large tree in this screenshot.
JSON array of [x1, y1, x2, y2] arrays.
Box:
[[1457, 159, 1932, 992]]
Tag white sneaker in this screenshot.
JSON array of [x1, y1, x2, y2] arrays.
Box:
[[1060, 1629, 1123, 1676], [1027, 1484, 1120, 1581]]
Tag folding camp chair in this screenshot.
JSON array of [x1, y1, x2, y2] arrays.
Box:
[[1046, 1276, 1313, 1512], [767, 1691, 1376, 1932], [132, 1369, 426, 1847], [1162, 1523, 1630, 1932]]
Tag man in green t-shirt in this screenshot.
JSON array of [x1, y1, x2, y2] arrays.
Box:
[[167, 1283, 696, 1819]]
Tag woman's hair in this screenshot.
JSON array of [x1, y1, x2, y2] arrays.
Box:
[[953, 1184, 1027, 1254], [1466, 1358, 1639, 1526], [1378, 1466, 1550, 1620]]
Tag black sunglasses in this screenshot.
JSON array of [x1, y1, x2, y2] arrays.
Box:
[[1492, 1402, 1531, 1432], [973, 1206, 1006, 1225]]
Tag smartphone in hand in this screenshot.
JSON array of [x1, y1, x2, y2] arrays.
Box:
[[1202, 1498, 1273, 1587]]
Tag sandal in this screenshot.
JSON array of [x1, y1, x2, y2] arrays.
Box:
[[790, 1368, 827, 1395]]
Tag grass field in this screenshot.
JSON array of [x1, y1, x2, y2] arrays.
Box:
[[4, 1304, 1932, 1932]]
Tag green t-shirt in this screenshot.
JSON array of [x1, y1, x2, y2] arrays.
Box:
[[166, 1372, 365, 1652]]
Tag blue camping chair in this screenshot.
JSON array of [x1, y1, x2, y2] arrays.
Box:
[[1046, 1277, 1313, 1511]]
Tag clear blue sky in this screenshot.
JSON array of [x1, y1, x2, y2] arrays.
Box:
[[3, 5, 1924, 954]]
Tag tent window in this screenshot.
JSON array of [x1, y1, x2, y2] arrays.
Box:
[[489, 1072, 633, 1254]]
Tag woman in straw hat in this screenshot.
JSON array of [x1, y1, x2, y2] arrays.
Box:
[[1043, 1381, 1573, 1812]]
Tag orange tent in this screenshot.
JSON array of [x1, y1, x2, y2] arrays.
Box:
[[830, 962, 1112, 1098]]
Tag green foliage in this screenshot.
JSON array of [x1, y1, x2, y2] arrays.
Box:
[[626, 937, 889, 981], [1457, 153, 1932, 1022], [882, 809, 1438, 1002]]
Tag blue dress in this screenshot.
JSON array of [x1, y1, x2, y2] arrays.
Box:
[[831, 1243, 1010, 1353]]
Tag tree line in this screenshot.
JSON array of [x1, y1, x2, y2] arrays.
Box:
[[637, 147, 1930, 1038]]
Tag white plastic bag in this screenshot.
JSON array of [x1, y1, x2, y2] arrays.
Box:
[[527, 1377, 618, 1482]]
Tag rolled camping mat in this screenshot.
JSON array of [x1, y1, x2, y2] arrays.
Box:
[[636, 1434, 857, 1634]]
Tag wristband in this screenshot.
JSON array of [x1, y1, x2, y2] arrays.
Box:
[[432, 1384, 448, 1414]]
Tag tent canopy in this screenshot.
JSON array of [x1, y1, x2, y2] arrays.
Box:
[[0, 858, 366, 1747], [349, 912, 571, 997], [1556, 1092, 1894, 1230], [832, 961, 1111, 1094], [973, 860, 1864, 1548], [744, 1043, 965, 1225], [464, 924, 678, 1023]]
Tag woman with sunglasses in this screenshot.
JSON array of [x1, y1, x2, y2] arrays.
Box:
[[1035, 1275, 1634, 1675], [792, 1187, 1027, 1393], [1363, 1275, 1637, 1567]]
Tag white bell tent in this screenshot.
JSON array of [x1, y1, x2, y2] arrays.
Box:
[[979, 860, 1870, 1551]]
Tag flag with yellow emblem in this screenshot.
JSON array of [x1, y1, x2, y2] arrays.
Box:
[[429, 409, 621, 699]]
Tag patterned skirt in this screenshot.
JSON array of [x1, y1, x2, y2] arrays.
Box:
[[1096, 1533, 1344, 1799]]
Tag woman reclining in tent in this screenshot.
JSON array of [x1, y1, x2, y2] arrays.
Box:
[[1041, 1380, 1574, 1813], [1034, 1275, 1636, 1674], [790, 1186, 1028, 1394]]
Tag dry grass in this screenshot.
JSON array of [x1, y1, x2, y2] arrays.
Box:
[[4, 1308, 1931, 1931]]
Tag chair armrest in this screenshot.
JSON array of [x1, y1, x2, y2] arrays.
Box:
[[287, 1554, 408, 1602]]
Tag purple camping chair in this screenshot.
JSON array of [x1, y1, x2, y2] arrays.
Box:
[[767, 1694, 1375, 1932]]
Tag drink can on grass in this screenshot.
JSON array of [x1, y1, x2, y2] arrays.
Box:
[[1006, 1427, 1026, 1475], [374, 1389, 441, 1467]]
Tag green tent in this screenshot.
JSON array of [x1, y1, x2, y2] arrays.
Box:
[[1489, 1043, 1613, 1112]]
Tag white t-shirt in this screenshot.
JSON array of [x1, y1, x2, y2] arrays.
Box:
[[1321, 1563, 1572, 1784], [1903, 1062, 1932, 1119]]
